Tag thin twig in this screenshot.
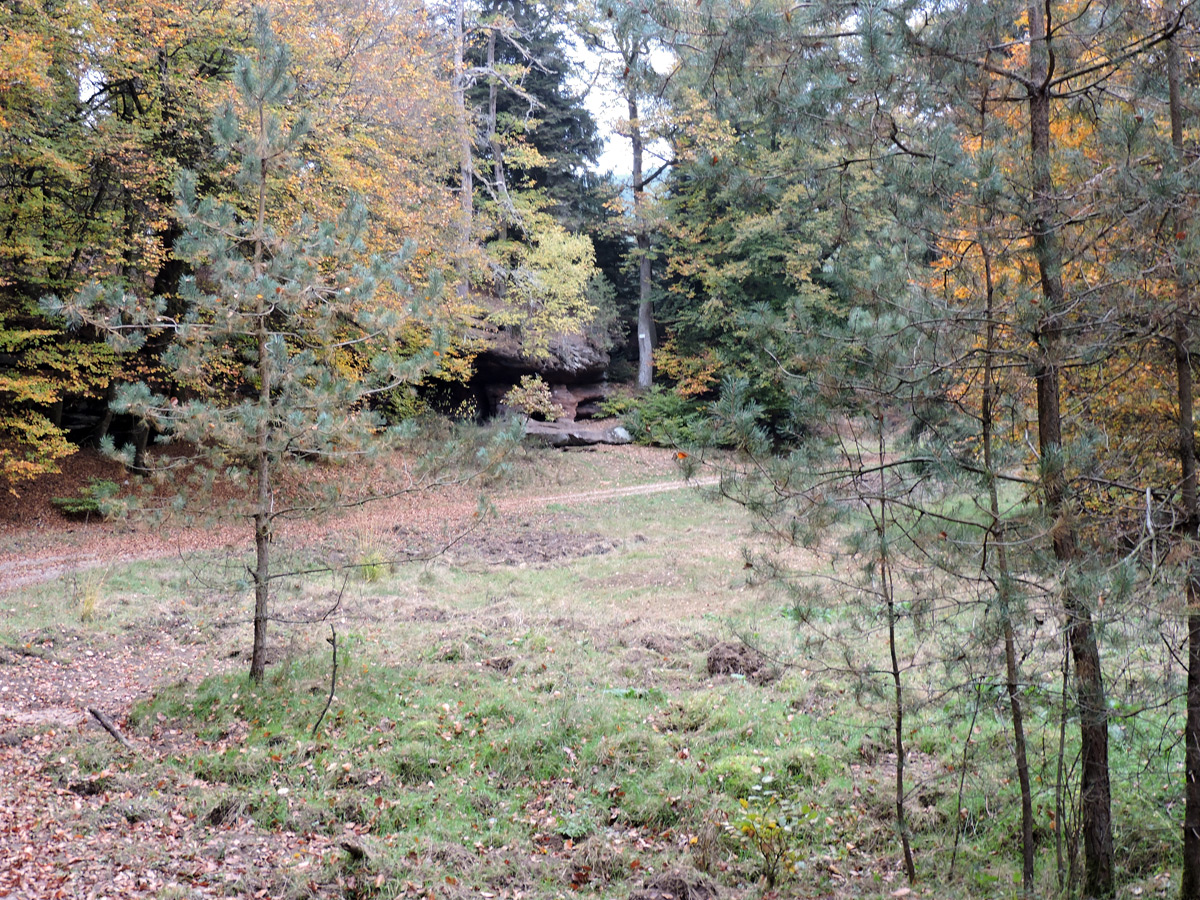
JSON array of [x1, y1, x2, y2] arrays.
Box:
[[311, 625, 338, 739], [948, 681, 982, 879]]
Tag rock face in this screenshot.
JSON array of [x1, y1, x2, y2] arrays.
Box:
[[471, 324, 630, 445], [474, 330, 609, 387]]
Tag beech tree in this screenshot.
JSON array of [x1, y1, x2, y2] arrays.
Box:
[[578, 0, 673, 389], [0, 0, 236, 490]]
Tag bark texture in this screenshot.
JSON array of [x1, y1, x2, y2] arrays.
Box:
[[1028, 6, 1112, 895]]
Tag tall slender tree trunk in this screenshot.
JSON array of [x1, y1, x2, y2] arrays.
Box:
[[486, 29, 509, 242], [1027, 6, 1113, 895], [250, 476, 271, 683], [874, 412, 916, 885], [1179, 311, 1200, 900], [627, 81, 655, 390], [1166, 4, 1200, 893], [454, 0, 473, 300], [249, 128, 272, 685], [980, 237, 1036, 892]]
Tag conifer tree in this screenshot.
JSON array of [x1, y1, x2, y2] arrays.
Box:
[[46, 11, 454, 682], [663, 2, 1182, 894]]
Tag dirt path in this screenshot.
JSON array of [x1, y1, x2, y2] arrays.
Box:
[[0, 446, 717, 595]]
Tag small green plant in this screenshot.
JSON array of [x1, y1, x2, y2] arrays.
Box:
[[71, 569, 111, 623], [503, 374, 562, 421], [348, 526, 394, 582], [355, 548, 391, 583], [51, 478, 125, 520], [728, 776, 816, 888]]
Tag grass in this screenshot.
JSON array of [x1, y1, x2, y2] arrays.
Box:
[[124, 635, 846, 893], [1, 445, 1191, 899]]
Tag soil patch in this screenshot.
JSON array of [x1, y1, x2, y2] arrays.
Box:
[[705, 640, 779, 686], [451, 522, 617, 566], [630, 870, 720, 900], [0, 444, 703, 594]]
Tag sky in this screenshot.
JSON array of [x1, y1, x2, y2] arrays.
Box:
[[567, 35, 674, 178]]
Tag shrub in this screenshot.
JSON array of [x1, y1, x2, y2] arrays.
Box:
[[606, 387, 710, 447], [727, 776, 817, 888], [503, 375, 562, 421], [52, 478, 125, 520]]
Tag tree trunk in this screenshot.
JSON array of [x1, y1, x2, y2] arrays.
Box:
[[1028, 6, 1113, 895], [92, 381, 117, 445], [876, 412, 916, 885], [249, 505, 271, 683], [1167, 5, 1200, 893], [249, 130, 273, 685], [249, 288, 272, 684], [454, 0, 473, 299], [1187, 582, 1200, 900], [981, 235, 1035, 892], [482, 28, 511, 240], [132, 420, 149, 472], [628, 83, 655, 390]]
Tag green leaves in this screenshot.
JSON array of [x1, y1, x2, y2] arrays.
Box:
[[728, 775, 817, 888]]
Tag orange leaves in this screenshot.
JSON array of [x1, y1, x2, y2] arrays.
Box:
[[272, 0, 458, 273], [654, 337, 720, 399], [0, 30, 54, 102]]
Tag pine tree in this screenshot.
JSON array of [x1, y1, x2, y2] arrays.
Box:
[[46, 11, 451, 681], [661, 2, 1185, 893]]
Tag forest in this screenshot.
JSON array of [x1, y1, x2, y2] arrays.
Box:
[[4, 0, 1200, 898]]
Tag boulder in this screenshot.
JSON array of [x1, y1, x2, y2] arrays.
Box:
[[523, 418, 631, 447]]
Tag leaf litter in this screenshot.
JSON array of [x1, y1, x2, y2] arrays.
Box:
[[0, 445, 743, 899]]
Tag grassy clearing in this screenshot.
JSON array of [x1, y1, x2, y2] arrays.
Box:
[[1, 446, 1189, 899]]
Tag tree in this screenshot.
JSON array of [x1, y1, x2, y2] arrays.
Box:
[[578, 0, 672, 389], [1, 0, 463, 493], [0, 0, 240, 489], [467, 0, 602, 228], [890, 7, 1187, 891], [46, 11, 453, 682], [276, 0, 461, 268], [658, 2, 1197, 894], [446, 0, 607, 361]]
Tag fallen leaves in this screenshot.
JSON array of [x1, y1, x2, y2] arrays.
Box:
[[0, 637, 342, 899]]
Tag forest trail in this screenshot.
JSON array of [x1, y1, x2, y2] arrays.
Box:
[[0, 446, 719, 594]]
